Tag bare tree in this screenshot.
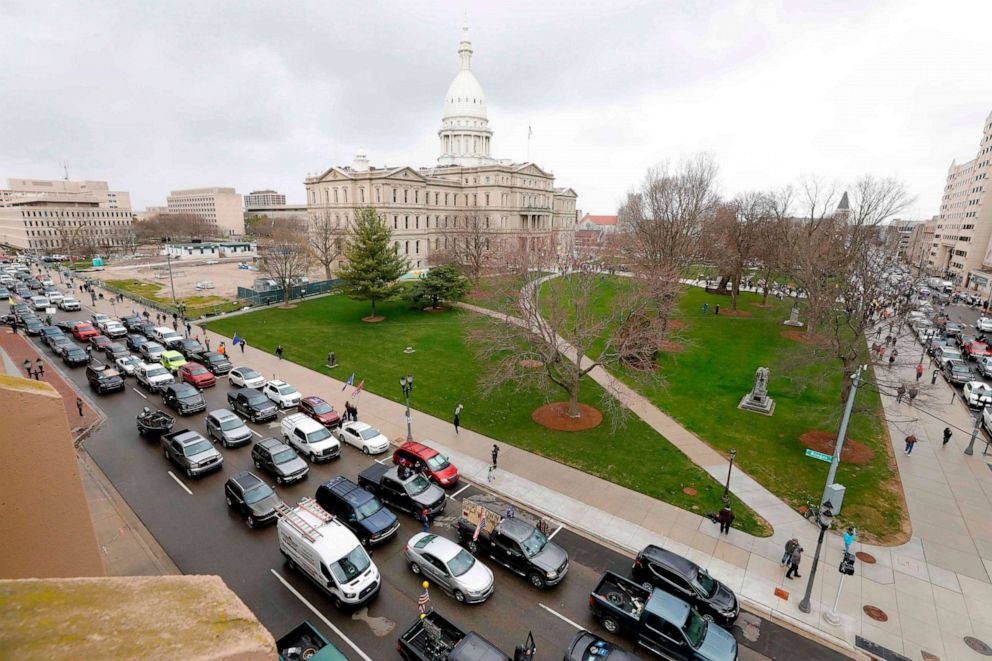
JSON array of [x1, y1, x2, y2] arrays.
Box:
[[703, 192, 772, 311], [133, 213, 222, 243], [434, 214, 500, 281], [259, 225, 311, 303], [307, 211, 345, 280]]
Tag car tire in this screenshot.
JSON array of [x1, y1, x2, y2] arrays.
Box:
[[332, 595, 343, 609], [246, 515, 255, 529], [601, 616, 620, 634], [287, 557, 296, 571], [410, 562, 421, 575], [222, 439, 229, 449], [362, 447, 370, 455], [185, 466, 193, 478], [528, 573, 546, 589], [454, 590, 465, 603], [310, 452, 318, 462]]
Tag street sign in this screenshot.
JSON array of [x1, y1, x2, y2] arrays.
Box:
[[805, 449, 833, 463]]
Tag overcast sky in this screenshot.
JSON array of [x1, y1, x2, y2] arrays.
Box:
[[2, 0, 990, 218]]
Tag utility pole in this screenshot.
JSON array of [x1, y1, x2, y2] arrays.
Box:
[[823, 366, 864, 507], [965, 404, 985, 456]]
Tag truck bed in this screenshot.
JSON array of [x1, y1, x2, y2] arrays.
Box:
[[399, 611, 466, 659], [591, 571, 650, 620], [358, 463, 389, 486]]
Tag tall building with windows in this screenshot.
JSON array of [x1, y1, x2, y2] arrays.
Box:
[[244, 189, 287, 210], [928, 110, 992, 288], [166, 187, 244, 237], [304, 22, 578, 272]]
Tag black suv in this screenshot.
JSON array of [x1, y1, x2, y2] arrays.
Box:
[[62, 345, 90, 367], [177, 337, 206, 358], [191, 350, 233, 375], [224, 471, 283, 528], [162, 382, 207, 415], [228, 387, 278, 422], [316, 476, 400, 546], [251, 437, 309, 485], [86, 362, 125, 394], [103, 342, 129, 361], [631, 544, 740, 626], [121, 314, 144, 332]]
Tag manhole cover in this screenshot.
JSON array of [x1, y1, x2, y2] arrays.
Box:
[[965, 636, 992, 655], [856, 551, 877, 564], [863, 605, 888, 622], [682, 487, 698, 496]]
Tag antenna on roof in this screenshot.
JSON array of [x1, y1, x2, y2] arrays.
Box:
[[60, 161, 69, 180]]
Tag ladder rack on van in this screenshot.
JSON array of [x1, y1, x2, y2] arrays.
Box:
[[276, 497, 333, 543]]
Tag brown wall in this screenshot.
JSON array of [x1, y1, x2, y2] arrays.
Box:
[[0, 375, 105, 578]]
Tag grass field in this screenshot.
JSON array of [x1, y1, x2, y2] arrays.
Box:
[[540, 276, 904, 541], [207, 294, 771, 535]]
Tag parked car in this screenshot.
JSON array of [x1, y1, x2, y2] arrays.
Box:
[[49, 335, 74, 356], [30, 294, 48, 310], [161, 429, 223, 477], [126, 333, 148, 352], [298, 396, 342, 429], [152, 326, 183, 348], [632, 544, 740, 626], [979, 317, 992, 333], [564, 631, 639, 661], [397, 611, 509, 661], [39, 325, 64, 346], [316, 476, 400, 546], [393, 441, 459, 487], [71, 322, 98, 341], [358, 463, 446, 519], [58, 296, 80, 311], [404, 532, 495, 604], [177, 337, 206, 358], [964, 341, 992, 361], [62, 345, 90, 367], [229, 366, 265, 389], [224, 471, 282, 528], [104, 321, 127, 339], [85, 362, 125, 393], [139, 341, 167, 362], [23, 317, 43, 335], [206, 408, 253, 448], [977, 356, 992, 378], [121, 314, 144, 331], [963, 381, 992, 408], [263, 379, 303, 408], [138, 323, 159, 339], [190, 350, 232, 375], [335, 421, 391, 455], [115, 354, 143, 376], [281, 413, 340, 462], [89, 335, 112, 351], [251, 437, 309, 484], [135, 362, 175, 392], [936, 346, 964, 368], [91, 313, 111, 328], [227, 387, 279, 422], [944, 359, 978, 385], [945, 322, 963, 339], [104, 342, 130, 361], [179, 362, 216, 388], [160, 350, 187, 373], [161, 382, 207, 415]]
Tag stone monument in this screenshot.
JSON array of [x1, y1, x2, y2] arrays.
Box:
[[739, 367, 776, 415], [783, 305, 804, 327]]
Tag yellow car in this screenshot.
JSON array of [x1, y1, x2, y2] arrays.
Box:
[[160, 350, 188, 374]]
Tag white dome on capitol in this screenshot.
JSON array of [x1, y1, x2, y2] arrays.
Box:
[[436, 18, 495, 166], [443, 69, 487, 121]]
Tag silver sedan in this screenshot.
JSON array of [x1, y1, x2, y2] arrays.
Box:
[[404, 533, 494, 604]]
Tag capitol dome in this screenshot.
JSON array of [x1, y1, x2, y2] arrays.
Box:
[[437, 20, 494, 167], [443, 69, 487, 121]]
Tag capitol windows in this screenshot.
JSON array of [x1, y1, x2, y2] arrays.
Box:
[[405, 241, 409, 254], [343, 189, 348, 203], [333, 189, 339, 203], [485, 193, 490, 206], [416, 216, 420, 229], [404, 189, 408, 203], [393, 188, 397, 203], [393, 216, 398, 230], [415, 240, 420, 254], [405, 216, 409, 229], [359, 188, 365, 203], [435, 238, 439, 250], [375, 188, 381, 203]]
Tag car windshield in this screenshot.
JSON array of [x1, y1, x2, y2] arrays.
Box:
[[354, 498, 382, 520], [246, 392, 269, 405], [147, 367, 168, 377], [329, 546, 371, 585], [175, 385, 198, 397], [439, 549, 474, 579], [278, 385, 297, 395], [244, 483, 274, 504], [189, 367, 208, 375], [359, 427, 381, 440], [683, 609, 707, 648], [691, 569, 718, 597], [183, 440, 212, 456], [426, 453, 450, 471], [952, 364, 971, 373], [146, 343, 163, 352], [220, 418, 244, 431], [405, 474, 431, 496], [273, 449, 297, 464], [239, 368, 260, 379], [520, 527, 548, 558], [309, 428, 331, 442], [311, 402, 333, 414]]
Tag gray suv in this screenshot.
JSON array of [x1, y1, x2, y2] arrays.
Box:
[[161, 429, 224, 477], [206, 409, 253, 448]]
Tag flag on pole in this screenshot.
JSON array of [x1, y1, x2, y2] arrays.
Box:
[[232, 332, 241, 346], [352, 379, 364, 398], [418, 586, 431, 614], [341, 372, 355, 391], [528, 125, 533, 138], [472, 511, 485, 542]]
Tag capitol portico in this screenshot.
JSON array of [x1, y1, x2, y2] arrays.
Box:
[[304, 22, 578, 271]]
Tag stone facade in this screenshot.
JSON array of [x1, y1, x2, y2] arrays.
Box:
[[166, 187, 244, 237]]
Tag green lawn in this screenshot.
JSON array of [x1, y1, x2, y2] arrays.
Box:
[[207, 294, 771, 535], [541, 277, 904, 542], [105, 278, 240, 315]]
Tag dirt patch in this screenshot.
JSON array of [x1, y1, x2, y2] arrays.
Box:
[[719, 309, 751, 318], [667, 320, 687, 330], [682, 487, 698, 496], [752, 303, 775, 309], [421, 306, 450, 313], [532, 402, 603, 431], [278, 304, 298, 310], [361, 315, 385, 323], [781, 330, 832, 347], [519, 359, 543, 369], [658, 340, 684, 353], [799, 430, 875, 465]]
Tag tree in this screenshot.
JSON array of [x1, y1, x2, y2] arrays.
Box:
[[407, 264, 470, 310], [703, 192, 772, 311], [337, 206, 409, 319], [307, 211, 345, 280], [133, 212, 222, 243], [434, 214, 499, 281], [259, 225, 311, 303]]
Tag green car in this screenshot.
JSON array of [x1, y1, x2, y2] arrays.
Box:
[[160, 350, 188, 374]]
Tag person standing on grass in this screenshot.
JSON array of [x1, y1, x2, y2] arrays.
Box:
[[717, 506, 734, 535], [905, 434, 919, 455], [786, 545, 803, 579], [276, 344, 284, 360], [943, 427, 953, 446]]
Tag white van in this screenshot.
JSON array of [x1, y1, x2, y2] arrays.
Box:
[[152, 326, 183, 348], [281, 413, 340, 462], [30, 295, 49, 310], [277, 497, 380, 608]]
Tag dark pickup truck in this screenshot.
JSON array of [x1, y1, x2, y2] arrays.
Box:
[[589, 571, 738, 661], [357, 463, 446, 518], [454, 494, 568, 589], [397, 610, 510, 661]]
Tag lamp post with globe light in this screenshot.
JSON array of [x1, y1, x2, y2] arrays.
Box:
[[400, 374, 414, 443]]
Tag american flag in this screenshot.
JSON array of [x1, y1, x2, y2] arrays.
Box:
[[418, 586, 431, 613], [352, 379, 365, 398], [472, 511, 486, 542]]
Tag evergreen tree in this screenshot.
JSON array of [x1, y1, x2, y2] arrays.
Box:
[[337, 206, 409, 318], [407, 264, 470, 309]]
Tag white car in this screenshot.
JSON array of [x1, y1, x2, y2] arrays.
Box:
[[263, 379, 302, 408], [963, 381, 992, 408], [978, 317, 992, 333], [92, 313, 111, 327], [281, 413, 340, 462], [135, 362, 175, 392], [59, 296, 81, 311], [978, 356, 992, 378], [229, 366, 265, 389], [46, 291, 63, 305], [936, 347, 964, 368], [335, 421, 390, 455], [115, 354, 143, 376], [30, 295, 48, 310], [104, 321, 128, 338]]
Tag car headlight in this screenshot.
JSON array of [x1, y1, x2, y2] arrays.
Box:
[[343, 592, 355, 599], [546, 570, 557, 579]]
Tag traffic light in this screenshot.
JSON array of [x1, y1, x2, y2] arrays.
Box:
[[839, 551, 856, 576]]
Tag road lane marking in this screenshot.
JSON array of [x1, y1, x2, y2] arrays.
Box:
[[374, 458, 385, 464], [167, 471, 193, 495], [548, 525, 563, 540], [450, 484, 471, 498], [132, 387, 147, 399], [249, 428, 262, 438], [270, 569, 374, 661], [539, 603, 583, 630]]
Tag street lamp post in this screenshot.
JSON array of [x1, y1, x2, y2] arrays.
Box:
[[400, 374, 414, 443], [798, 501, 834, 614], [965, 404, 985, 456], [722, 448, 737, 504]]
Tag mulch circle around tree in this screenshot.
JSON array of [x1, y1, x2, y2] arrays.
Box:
[[361, 315, 385, 323], [658, 340, 684, 353], [863, 605, 888, 622], [781, 330, 832, 347], [532, 402, 603, 431], [856, 551, 877, 564], [682, 487, 698, 496], [800, 431, 875, 464], [519, 359, 543, 369]]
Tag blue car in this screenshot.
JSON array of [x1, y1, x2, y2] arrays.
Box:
[[316, 476, 400, 546]]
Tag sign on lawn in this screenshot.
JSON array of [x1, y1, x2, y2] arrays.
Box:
[[805, 449, 833, 463]]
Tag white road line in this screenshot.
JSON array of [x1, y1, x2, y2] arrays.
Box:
[[548, 525, 563, 540], [167, 471, 193, 495], [539, 603, 583, 630], [374, 458, 385, 465], [450, 484, 471, 498], [249, 428, 262, 438], [270, 569, 374, 661], [132, 387, 147, 399]]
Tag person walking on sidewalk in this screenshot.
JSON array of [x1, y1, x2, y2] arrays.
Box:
[[944, 427, 953, 446], [488, 444, 500, 482], [782, 537, 798, 565], [240, 338, 246, 353], [420, 508, 430, 533], [22, 359, 32, 379], [916, 362, 924, 381], [786, 545, 803, 579], [76, 397, 84, 417], [908, 386, 918, 406], [896, 384, 906, 403], [904, 434, 920, 455], [453, 403, 463, 434], [35, 358, 44, 379], [276, 344, 284, 360], [717, 506, 734, 534], [843, 527, 857, 553]]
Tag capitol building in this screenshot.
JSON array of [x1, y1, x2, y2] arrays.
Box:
[[304, 23, 578, 271]]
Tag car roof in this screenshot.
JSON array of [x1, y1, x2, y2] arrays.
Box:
[[173, 430, 205, 445], [415, 532, 461, 561], [184, 362, 206, 369], [644, 589, 691, 628], [162, 350, 183, 358], [399, 441, 437, 458], [267, 379, 290, 388], [303, 395, 327, 405], [642, 544, 698, 579], [280, 506, 360, 560], [346, 421, 372, 432], [209, 408, 239, 421], [321, 476, 373, 505], [285, 413, 322, 431], [231, 471, 262, 490], [257, 437, 285, 450], [498, 517, 536, 541]]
